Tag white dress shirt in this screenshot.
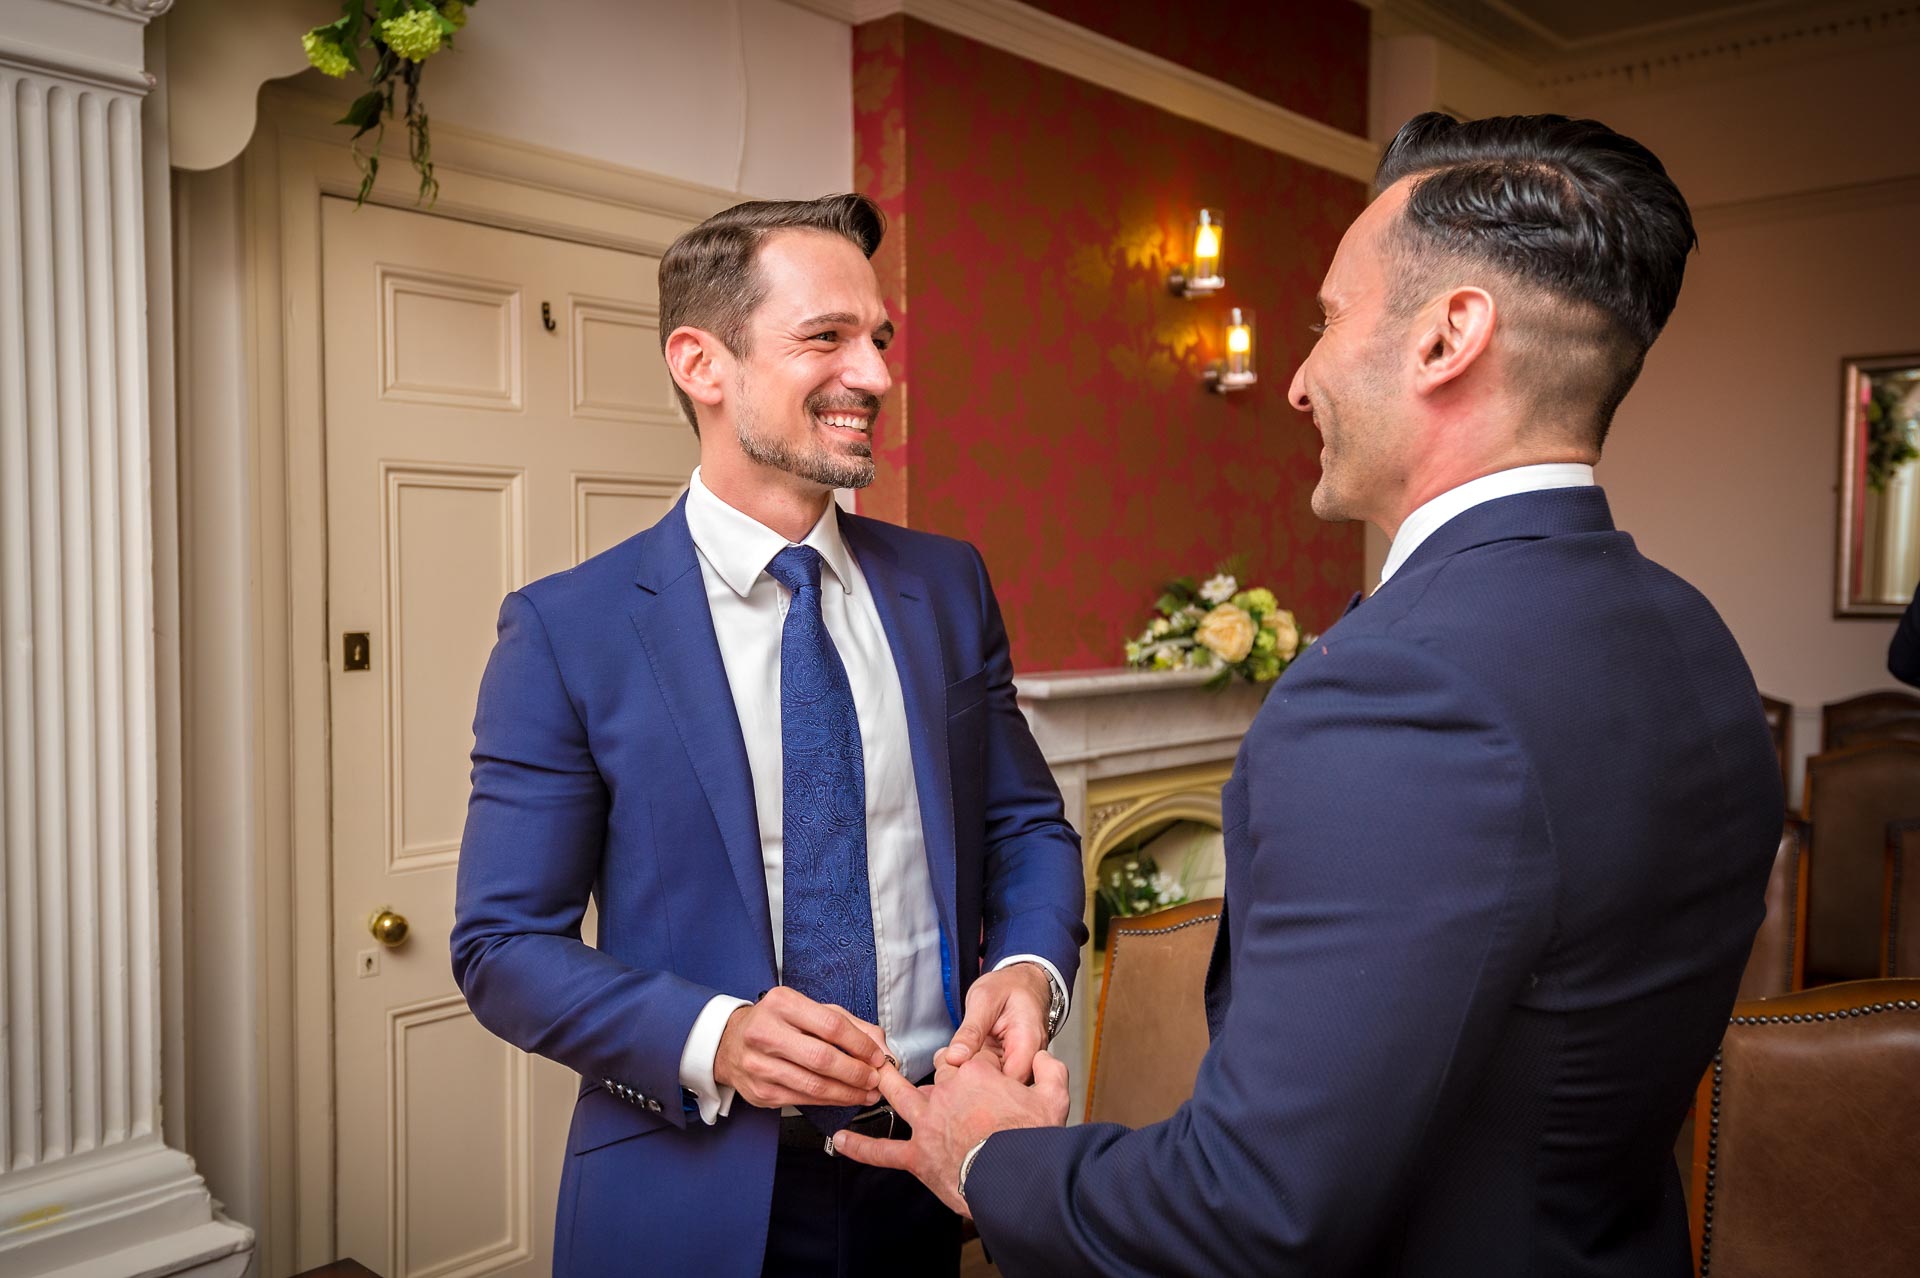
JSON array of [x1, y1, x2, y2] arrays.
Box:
[[1378, 463, 1596, 588], [675, 469, 1063, 1123]]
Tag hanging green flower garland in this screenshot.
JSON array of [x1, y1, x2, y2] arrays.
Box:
[[301, 1, 476, 207]]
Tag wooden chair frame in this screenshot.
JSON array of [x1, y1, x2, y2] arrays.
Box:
[[1885, 819, 1920, 977], [1821, 690, 1920, 751]]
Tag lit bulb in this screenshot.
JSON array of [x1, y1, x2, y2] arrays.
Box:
[[1195, 224, 1220, 262], [1227, 325, 1251, 354]]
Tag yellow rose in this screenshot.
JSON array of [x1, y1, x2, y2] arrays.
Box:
[[1263, 608, 1300, 660], [1195, 603, 1256, 663]]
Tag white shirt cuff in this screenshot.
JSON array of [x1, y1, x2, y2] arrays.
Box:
[[678, 994, 750, 1125], [992, 954, 1070, 1031]]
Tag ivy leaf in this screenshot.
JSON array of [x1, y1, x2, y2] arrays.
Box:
[[338, 89, 385, 134]]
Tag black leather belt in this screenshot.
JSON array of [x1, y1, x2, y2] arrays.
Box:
[[777, 1103, 905, 1154]]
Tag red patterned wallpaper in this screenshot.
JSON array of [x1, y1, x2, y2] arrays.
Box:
[[854, 17, 1367, 671], [1019, 0, 1370, 136]]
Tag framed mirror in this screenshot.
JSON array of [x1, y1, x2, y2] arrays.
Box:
[[1837, 354, 1920, 617]]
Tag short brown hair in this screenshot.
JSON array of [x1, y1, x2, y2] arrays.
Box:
[[657, 193, 886, 432]]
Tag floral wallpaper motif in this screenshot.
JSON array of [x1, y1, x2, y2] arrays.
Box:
[[854, 17, 1367, 671], [853, 18, 910, 526], [1020, 0, 1370, 137]]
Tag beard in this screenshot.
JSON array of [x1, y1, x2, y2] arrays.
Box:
[[1308, 336, 1401, 523], [735, 385, 878, 490]]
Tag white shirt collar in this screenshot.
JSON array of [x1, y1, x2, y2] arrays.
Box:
[[1378, 463, 1595, 587], [685, 467, 856, 598]]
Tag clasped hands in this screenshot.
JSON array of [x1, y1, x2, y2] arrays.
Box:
[[715, 964, 1069, 1218]]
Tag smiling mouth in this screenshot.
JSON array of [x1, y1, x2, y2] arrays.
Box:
[[814, 410, 872, 436]]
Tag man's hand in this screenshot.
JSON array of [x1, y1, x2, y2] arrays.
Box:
[[944, 963, 1051, 1082], [832, 1052, 1071, 1217], [713, 986, 888, 1111]]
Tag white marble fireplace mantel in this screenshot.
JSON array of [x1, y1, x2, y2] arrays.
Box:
[[1015, 667, 1265, 1119]]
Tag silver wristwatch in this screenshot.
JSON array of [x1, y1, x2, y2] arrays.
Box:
[[1039, 966, 1067, 1042]]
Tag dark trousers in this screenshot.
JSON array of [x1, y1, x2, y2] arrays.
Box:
[[761, 1122, 961, 1277]]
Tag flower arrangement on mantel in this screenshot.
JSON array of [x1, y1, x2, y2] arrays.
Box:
[[1122, 570, 1312, 689], [300, 1, 477, 207]]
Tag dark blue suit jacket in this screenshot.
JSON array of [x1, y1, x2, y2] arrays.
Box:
[[968, 487, 1782, 1276], [450, 497, 1085, 1277]]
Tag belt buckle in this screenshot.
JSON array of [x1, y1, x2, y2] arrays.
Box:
[[822, 1103, 894, 1158]]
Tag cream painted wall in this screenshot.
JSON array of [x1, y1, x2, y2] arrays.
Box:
[[273, 0, 853, 197], [1562, 42, 1920, 799]]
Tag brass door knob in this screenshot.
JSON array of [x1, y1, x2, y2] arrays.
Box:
[[368, 909, 410, 948]]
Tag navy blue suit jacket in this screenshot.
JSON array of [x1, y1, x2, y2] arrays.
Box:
[[968, 487, 1782, 1276], [450, 497, 1085, 1277]]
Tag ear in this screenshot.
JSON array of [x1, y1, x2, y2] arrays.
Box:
[[664, 326, 729, 411], [1409, 286, 1495, 396]]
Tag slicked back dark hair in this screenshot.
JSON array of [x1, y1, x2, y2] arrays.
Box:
[[1374, 112, 1697, 446], [657, 193, 885, 432]]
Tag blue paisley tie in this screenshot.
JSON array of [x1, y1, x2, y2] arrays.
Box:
[[766, 545, 877, 1132]]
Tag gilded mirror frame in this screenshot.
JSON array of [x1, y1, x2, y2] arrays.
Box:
[[1835, 353, 1920, 617]]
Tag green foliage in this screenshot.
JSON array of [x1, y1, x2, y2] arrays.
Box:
[[1866, 374, 1920, 493], [302, 2, 477, 207]]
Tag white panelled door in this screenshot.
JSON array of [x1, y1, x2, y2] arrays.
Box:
[[322, 197, 696, 1278]]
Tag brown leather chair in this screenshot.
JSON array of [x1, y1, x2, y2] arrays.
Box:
[[1801, 741, 1920, 982], [1688, 979, 1920, 1276], [1759, 694, 1792, 793], [1084, 898, 1220, 1128], [1886, 820, 1920, 977], [1822, 689, 1920, 750], [1737, 819, 1809, 1000], [1677, 820, 1811, 1187]]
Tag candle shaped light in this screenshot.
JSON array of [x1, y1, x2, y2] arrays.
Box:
[[1208, 307, 1257, 392], [1192, 209, 1223, 287], [1169, 208, 1226, 297]]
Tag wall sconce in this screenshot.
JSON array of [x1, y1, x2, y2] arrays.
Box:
[[1167, 208, 1225, 297], [1205, 308, 1257, 393]]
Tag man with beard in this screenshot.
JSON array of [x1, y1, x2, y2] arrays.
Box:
[[451, 194, 1084, 1278], [836, 115, 1784, 1277]]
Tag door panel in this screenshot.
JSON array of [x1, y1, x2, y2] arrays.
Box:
[[324, 197, 697, 1278]]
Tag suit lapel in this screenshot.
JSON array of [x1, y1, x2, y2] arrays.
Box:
[[843, 521, 961, 965], [628, 499, 776, 979]]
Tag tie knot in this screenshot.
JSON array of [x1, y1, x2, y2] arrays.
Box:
[[766, 544, 823, 593]]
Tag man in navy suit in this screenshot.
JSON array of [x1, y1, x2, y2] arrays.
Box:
[[838, 115, 1784, 1276], [451, 194, 1084, 1277]]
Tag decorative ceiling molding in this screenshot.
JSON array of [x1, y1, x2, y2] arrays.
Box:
[[782, 0, 1379, 182], [53, 0, 175, 21], [1692, 171, 1920, 233], [1378, 0, 1920, 96]]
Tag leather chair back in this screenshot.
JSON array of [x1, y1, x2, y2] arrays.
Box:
[[1085, 899, 1221, 1129], [1759, 694, 1792, 793], [1802, 742, 1920, 982], [1887, 820, 1920, 977], [1737, 820, 1808, 1000], [1822, 690, 1920, 750], [1689, 979, 1920, 1276]]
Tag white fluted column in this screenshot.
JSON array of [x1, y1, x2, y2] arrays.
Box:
[[0, 3, 250, 1274]]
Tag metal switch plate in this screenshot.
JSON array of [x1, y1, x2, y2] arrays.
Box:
[[344, 632, 371, 671]]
